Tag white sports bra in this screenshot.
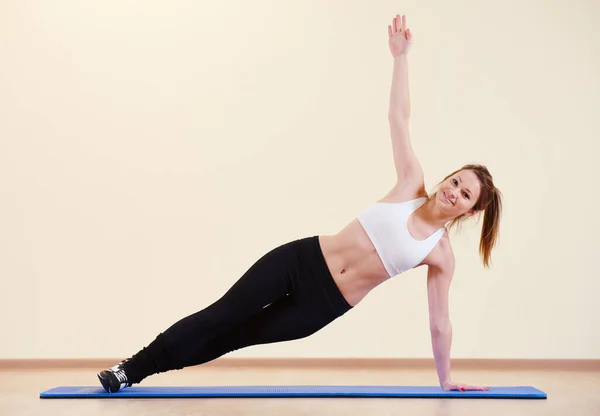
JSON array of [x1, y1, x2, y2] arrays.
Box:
[[357, 197, 445, 277]]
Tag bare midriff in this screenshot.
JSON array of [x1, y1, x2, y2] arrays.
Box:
[[318, 218, 392, 307]]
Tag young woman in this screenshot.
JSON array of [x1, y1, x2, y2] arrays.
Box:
[[98, 14, 501, 393]]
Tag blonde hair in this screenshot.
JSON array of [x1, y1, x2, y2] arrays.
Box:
[[431, 164, 503, 268]]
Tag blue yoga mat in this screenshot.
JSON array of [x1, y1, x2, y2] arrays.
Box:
[[40, 385, 547, 399]]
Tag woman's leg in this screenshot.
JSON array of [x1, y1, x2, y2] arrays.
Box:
[[174, 288, 344, 366], [164, 236, 353, 366], [99, 238, 302, 390], [98, 236, 352, 392]]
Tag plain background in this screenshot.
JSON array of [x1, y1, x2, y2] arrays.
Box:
[[1, 0, 598, 360]]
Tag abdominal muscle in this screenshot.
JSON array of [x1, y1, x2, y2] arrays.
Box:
[[318, 218, 392, 307]]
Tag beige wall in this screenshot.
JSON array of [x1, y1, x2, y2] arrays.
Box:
[[1, 0, 598, 360]]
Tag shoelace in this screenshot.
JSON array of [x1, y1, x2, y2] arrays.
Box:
[[109, 362, 129, 385], [114, 369, 128, 384]]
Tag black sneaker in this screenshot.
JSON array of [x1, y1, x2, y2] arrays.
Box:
[[97, 361, 132, 393]]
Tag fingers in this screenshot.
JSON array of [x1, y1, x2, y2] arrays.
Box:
[[445, 383, 490, 392], [390, 14, 410, 37], [464, 385, 490, 391]]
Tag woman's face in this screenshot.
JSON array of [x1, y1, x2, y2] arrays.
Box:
[[437, 170, 482, 217]]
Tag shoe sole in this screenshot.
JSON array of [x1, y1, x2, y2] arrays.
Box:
[[97, 373, 115, 393]]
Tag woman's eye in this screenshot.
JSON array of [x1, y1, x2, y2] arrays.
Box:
[[464, 193, 469, 199], [452, 179, 458, 185]]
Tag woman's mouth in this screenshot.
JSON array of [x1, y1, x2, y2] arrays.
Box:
[[443, 191, 453, 205]]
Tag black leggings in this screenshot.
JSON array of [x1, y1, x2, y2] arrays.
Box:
[[122, 236, 353, 384]]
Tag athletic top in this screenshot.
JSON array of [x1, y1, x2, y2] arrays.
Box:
[[357, 197, 445, 278]]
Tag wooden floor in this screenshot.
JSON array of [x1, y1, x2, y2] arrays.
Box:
[[1, 365, 599, 415]]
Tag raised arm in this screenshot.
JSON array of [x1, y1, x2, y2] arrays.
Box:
[[427, 247, 489, 391], [387, 15, 423, 189]]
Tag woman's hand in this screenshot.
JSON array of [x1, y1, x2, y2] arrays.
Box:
[[442, 381, 490, 392], [388, 14, 413, 57]]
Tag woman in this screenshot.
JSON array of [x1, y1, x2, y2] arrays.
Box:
[[98, 14, 501, 393]]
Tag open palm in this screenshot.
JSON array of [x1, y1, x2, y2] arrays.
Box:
[[388, 14, 413, 57], [443, 381, 490, 392]]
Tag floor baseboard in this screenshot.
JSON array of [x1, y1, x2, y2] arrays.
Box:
[[1, 358, 598, 371]]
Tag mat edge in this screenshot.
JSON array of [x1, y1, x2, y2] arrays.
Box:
[[38, 386, 548, 400]]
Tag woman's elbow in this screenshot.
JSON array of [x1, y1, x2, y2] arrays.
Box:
[[430, 319, 452, 334], [388, 111, 410, 125]]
